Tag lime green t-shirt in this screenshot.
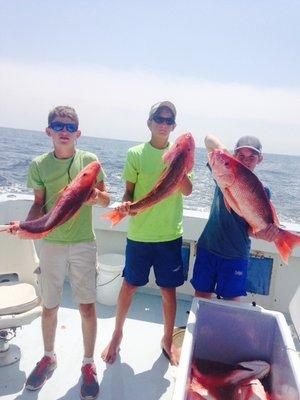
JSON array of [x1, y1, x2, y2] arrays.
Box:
[[27, 149, 104, 244], [123, 142, 183, 242]]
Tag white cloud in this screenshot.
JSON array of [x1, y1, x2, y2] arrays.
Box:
[[0, 60, 300, 155]]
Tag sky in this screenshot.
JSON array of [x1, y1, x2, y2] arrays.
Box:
[[0, 0, 300, 155]]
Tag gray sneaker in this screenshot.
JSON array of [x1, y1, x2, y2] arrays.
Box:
[[25, 356, 57, 390], [80, 363, 99, 400]]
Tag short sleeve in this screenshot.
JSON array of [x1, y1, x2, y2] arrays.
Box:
[[122, 150, 138, 184], [27, 161, 45, 190]]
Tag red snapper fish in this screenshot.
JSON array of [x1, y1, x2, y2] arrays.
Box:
[[0, 161, 101, 239], [188, 360, 270, 400], [208, 149, 300, 264], [103, 133, 195, 226]]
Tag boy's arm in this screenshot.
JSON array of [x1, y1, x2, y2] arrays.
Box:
[[122, 181, 135, 202], [9, 189, 45, 234], [113, 181, 137, 215], [204, 134, 227, 153], [84, 180, 110, 207], [26, 189, 46, 220]]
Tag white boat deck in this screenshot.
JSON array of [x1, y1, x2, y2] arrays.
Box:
[[0, 283, 192, 400]]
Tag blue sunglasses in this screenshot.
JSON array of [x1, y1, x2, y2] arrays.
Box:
[[152, 115, 175, 126], [49, 121, 78, 133]]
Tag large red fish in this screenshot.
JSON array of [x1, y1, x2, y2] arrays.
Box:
[[1, 161, 101, 239], [208, 149, 300, 264], [103, 133, 195, 226], [188, 359, 270, 400]]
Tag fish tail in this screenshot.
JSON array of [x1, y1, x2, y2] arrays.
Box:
[[101, 210, 126, 226], [275, 229, 300, 265]]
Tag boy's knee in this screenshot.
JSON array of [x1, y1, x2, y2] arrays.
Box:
[[42, 305, 59, 318], [79, 303, 96, 318]]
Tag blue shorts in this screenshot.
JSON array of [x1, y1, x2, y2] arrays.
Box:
[[123, 238, 184, 288], [190, 247, 248, 298]]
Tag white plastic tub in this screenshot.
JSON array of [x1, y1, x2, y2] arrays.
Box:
[[173, 298, 300, 400], [97, 253, 124, 306]]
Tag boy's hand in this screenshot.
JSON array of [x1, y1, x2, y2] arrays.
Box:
[[84, 188, 100, 206], [115, 201, 137, 216], [7, 221, 20, 235], [255, 223, 279, 242], [179, 174, 193, 196]]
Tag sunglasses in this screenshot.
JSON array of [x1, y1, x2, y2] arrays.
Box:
[[152, 115, 175, 126], [49, 121, 78, 133]]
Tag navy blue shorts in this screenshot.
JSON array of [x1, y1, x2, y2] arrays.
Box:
[[123, 238, 184, 288], [190, 247, 248, 298]]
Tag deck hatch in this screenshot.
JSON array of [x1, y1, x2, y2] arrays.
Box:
[[246, 255, 273, 295]]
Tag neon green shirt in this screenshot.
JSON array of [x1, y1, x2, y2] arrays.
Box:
[[27, 149, 104, 244], [123, 142, 183, 242]]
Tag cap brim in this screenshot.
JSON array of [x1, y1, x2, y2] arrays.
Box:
[[234, 145, 261, 154]]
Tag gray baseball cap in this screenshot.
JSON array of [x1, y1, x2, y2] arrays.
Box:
[[148, 101, 176, 120], [234, 135, 262, 154]]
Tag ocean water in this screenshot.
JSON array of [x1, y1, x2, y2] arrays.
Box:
[[0, 127, 299, 224]]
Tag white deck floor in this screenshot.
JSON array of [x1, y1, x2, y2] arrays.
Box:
[[0, 283, 192, 400]]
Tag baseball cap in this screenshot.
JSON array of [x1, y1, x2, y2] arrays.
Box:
[[148, 101, 177, 120], [234, 135, 262, 154]]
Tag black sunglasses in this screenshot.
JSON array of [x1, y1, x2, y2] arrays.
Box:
[[152, 115, 175, 126], [49, 121, 78, 133]]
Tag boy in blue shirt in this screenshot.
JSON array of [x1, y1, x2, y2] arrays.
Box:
[[191, 134, 278, 300]]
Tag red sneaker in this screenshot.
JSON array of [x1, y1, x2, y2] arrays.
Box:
[[80, 363, 99, 400], [25, 355, 57, 390]]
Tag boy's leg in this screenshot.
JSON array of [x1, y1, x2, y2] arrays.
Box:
[[79, 303, 99, 400], [195, 291, 213, 299], [79, 303, 97, 358], [153, 238, 185, 366], [101, 280, 137, 363], [26, 242, 67, 390], [68, 242, 99, 400], [216, 257, 248, 300], [68, 241, 98, 357], [160, 287, 178, 365], [102, 239, 151, 363], [191, 247, 217, 298], [42, 305, 59, 352]]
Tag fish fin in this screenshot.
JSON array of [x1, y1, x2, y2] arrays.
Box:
[[223, 195, 232, 213], [269, 201, 280, 225], [274, 229, 300, 265], [163, 144, 179, 165], [17, 229, 51, 240], [101, 210, 126, 226], [224, 188, 245, 217]]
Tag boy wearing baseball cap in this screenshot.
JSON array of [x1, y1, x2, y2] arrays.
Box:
[[191, 134, 278, 301], [101, 101, 192, 365]]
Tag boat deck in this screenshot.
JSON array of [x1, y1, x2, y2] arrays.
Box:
[[0, 283, 192, 400]]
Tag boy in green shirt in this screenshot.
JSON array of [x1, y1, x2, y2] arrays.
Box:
[[22, 106, 110, 399], [101, 101, 192, 366]]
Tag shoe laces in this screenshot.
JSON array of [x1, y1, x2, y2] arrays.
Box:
[[35, 356, 54, 375], [82, 363, 97, 386]]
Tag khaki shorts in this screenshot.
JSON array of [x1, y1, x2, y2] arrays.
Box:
[[37, 241, 98, 309]]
